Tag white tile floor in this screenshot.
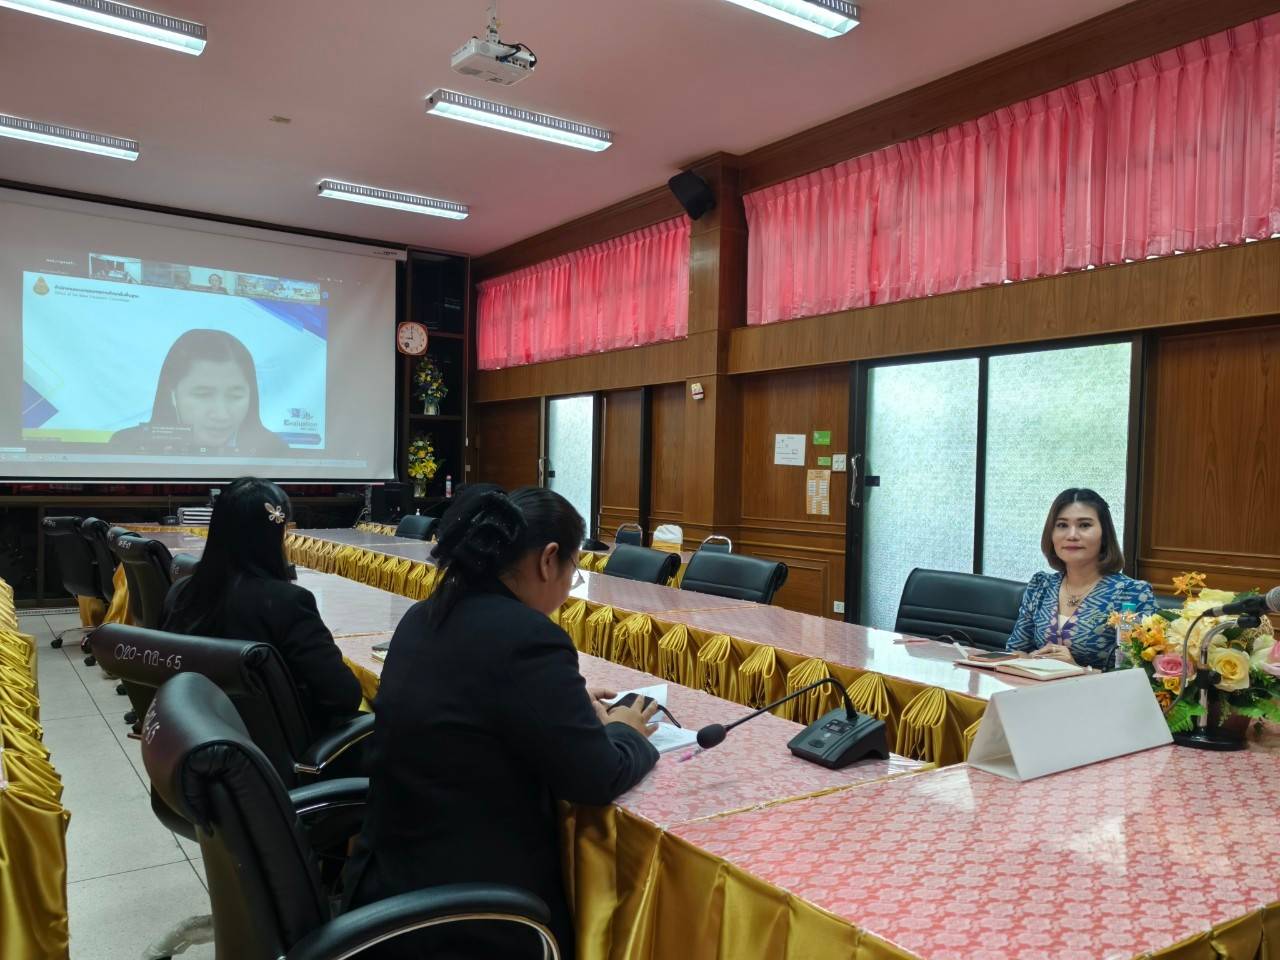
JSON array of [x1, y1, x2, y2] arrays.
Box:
[[21, 611, 215, 960]]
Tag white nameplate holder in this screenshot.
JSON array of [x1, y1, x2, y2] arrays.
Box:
[[968, 669, 1172, 781]]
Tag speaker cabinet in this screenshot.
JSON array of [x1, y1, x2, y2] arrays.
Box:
[[667, 171, 716, 221], [371, 482, 412, 523]]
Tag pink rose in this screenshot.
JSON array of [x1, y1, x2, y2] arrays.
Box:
[[1153, 654, 1190, 678]]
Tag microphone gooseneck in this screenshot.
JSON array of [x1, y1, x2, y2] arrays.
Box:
[[693, 677, 857, 751], [1205, 585, 1280, 618]]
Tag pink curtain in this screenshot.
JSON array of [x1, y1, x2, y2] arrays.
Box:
[[477, 216, 691, 370], [745, 15, 1280, 326]]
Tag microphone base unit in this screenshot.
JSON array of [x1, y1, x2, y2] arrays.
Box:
[[787, 708, 888, 769], [1172, 728, 1247, 752]]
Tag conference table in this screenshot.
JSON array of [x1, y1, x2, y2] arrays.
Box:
[[125, 526, 1280, 959]]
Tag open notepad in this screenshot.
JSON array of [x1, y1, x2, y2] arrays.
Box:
[[604, 685, 699, 754], [955, 653, 1087, 680]]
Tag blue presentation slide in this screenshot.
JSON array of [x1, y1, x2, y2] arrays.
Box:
[[22, 272, 327, 451]]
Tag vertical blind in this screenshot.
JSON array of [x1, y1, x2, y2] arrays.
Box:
[[744, 15, 1280, 326], [476, 216, 691, 370]]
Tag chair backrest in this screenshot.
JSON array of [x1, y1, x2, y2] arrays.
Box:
[[603, 544, 681, 585], [581, 537, 609, 553], [395, 514, 437, 540], [698, 535, 733, 554], [110, 535, 175, 630], [652, 524, 683, 552], [681, 551, 788, 604], [42, 516, 101, 600], [892, 567, 1027, 651], [92, 622, 313, 786], [170, 553, 200, 581], [78, 518, 118, 602], [141, 672, 327, 959], [615, 522, 645, 547]]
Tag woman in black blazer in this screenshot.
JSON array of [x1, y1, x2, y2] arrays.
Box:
[[162, 476, 362, 733], [344, 486, 659, 959]]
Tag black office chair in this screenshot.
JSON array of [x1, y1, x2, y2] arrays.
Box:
[[581, 537, 609, 553], [109, 535, 176, 725], [395, 514, 438, 540], [75, 518, 122, 671], [603, 544, 681, 585], [170, 553, 199, 581], [90, 623, 374, 823], [1155, 593, 1181, 611], [892, 567, 1026, 651], [141, 671, 560, 960], [697, 535, 733, 554], [680, 551, 788, 604], [42, 516, 102, 648], [615, 522, 645, 546]]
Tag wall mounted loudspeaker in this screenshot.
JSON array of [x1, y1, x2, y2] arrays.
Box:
[[667, 171, 716, 221]]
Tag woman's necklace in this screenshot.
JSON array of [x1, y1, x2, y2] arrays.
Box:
[[1062, 576, 1101, 610]]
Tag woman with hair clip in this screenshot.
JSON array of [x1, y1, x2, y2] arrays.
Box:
[[344, 486, 659, 960], [1006, 487, 1157, 669], [162, 476, 361, 732]]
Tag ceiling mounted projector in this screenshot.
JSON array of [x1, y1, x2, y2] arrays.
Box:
[[451, 1, 536, 86]]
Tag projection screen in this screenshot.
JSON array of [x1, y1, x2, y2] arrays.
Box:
[[0, 187, 400, 481]]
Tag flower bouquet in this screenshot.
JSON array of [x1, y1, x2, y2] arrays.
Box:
[[1112, 572, 1279, 736], [414, 358, 448, 415], [407, 435, 440, 498]]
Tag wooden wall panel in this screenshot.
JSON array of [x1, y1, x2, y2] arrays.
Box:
[[735, 366, 850, 618], [1139, 322, 1280, 593], [599, 390, 642, 536], [650, 383, 686, 528], [728, 239, 1280, 374], [470, 398, 541, 492]]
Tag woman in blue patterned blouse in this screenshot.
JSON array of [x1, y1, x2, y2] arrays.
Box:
[[1006, 488, 1156, 669]]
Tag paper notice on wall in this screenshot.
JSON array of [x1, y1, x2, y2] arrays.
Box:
[[774, 433, 806, 466], [806, 468, 831, 515]]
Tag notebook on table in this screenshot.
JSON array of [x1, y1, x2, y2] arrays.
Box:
[[953, 645, 1088, 680]]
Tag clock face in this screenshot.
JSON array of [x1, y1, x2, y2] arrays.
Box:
[[396, 321, 429, 356]]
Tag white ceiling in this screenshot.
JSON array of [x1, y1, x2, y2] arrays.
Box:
[[0, 0, 1135, 256]]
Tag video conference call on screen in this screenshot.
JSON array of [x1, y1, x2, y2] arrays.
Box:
[[0, 193, 398, 482]]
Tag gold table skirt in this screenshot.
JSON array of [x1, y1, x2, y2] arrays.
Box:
[[0, 578, 71, 960]]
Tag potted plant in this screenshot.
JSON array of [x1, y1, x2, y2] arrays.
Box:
[[407, 435, 440, 498], [414, 357, 448, 416]]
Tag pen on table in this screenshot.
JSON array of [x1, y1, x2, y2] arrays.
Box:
[[677, 747, 702, 763]]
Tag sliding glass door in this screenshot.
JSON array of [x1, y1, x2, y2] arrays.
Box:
[[848, 339, 1138, 628]]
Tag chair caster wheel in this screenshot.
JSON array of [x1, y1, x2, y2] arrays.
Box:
[[51, 637, 64, 648], [84, 654, 97, 667], [124, 710, 138, 725], [117, 683, 127, 695], [132, 722, 142, 736]]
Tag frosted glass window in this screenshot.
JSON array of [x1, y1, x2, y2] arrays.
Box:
[[982, 343, 1131, 582], [547, 395, 596, 535], [860, 359, 979, 630]]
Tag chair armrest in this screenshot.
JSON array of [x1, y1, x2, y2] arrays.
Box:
[[288, 777, 369, 817], [285, 884, 557, 960], [295, 713, 376, 776]]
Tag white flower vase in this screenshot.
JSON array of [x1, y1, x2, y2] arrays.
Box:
[[413, 480, 426, 499], [423, 399, 440, 416]]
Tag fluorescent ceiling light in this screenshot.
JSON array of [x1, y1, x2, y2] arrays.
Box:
[[0, 0, 206, 54], [721, 0, 859, 37], [0, 112, 138, 160], [317, 179, 469, 220], [425, 88, 612, 153]]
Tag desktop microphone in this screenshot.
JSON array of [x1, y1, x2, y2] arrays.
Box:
[[695, 677, 888, 768], [1204, 586, 1280, 618]]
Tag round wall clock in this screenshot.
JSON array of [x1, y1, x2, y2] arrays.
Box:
[[396, 321, 429, 356]]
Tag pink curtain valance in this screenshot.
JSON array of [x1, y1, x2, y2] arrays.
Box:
[[744, 15, 1280, 326], [477, 216, 691, 370]]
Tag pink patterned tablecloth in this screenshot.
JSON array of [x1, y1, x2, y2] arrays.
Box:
[[296, 570, 415, 637], [674, 747, 1280, 960], [568, 570, 754, 616], [677, 603, 1034, 700], [337, 634, 925, 828]]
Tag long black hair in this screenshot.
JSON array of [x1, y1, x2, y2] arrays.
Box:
[[165, 476, 293, 634], [148, 329, 270, 437], [427, 485, 584, 626]]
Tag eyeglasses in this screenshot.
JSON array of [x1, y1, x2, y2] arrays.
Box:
[[571, 568, 585, 590]]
